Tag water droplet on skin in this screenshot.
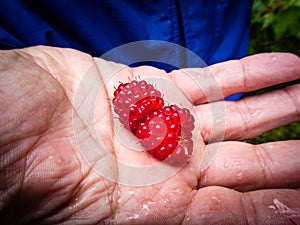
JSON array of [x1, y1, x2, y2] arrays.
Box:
[[208, 196, 221, 209], [69, 198, 80, 210], [128, 190, 135, 196], [251, 109, 262, 117], [142, 204, 150, 214], [271, 55, 278, 60], [128, 213, 140, 220], [224, 161, 240, 169], [224, 108, 231, 112], [41, 102, 47, 112], [48, 156, 53, 159], [268, 145, 274, 149], [159, 198, 170, 204], [269, 205, 276, 210], [237, 172, 243, 180], [147, 201, 156, 205], [210, 196, 219, 201], [272, 198, 300, 217], [234, 160, 241, 166], [186, 216, 190, 221], [217, 72, 225, 77]]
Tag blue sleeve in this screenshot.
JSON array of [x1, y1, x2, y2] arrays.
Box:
[[0, 0, 252, 62], [0, 0, 252, 100]]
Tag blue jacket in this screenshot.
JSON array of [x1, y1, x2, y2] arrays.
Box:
[[0, 0, 253, 99]]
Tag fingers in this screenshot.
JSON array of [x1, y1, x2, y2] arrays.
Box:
[[197, 141, 300, 191], [19, 46, 95, 101], [197, 84, 300, 141], [0, 50, 65, 147], [211, 52, 300, 100], [223, 84, 300, 141], [169, 53, 300, 104], [186, 186, 300, 225]]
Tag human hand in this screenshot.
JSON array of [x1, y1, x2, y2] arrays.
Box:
[[0, 46, 299, 224]]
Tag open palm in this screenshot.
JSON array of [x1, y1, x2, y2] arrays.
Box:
[[0, 46, 299, 225]]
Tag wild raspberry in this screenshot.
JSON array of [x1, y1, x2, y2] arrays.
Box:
[[112, 80, 195, 161], [113, 80, 161, 128], [129, 96, 164, 137], [135, 105, 194, 161], [141, 106, 181, 160]]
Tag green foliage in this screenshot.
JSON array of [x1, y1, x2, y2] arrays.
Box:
[[247, 122, 300, 144], [246, 0, 300, 144], [249, 0, 300, 55]]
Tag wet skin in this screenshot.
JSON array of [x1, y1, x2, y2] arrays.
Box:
[[0, 47, 300, 224]]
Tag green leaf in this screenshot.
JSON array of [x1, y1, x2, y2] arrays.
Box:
[[273, 20, 287, 40], [248, 0, 300, 143], [272, 6, 300, 40], [282, 0, 300, 9], [262, 12, 275, 28]]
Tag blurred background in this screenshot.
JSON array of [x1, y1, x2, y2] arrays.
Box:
[[246, 0, 300, 144]]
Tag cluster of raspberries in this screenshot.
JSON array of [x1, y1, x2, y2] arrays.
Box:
[[112, 80, 195, 162]]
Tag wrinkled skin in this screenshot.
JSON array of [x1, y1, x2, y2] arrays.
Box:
[[0, 46, 299, 225]]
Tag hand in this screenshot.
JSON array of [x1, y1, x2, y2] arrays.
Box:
[[0, 46, 299, 224]]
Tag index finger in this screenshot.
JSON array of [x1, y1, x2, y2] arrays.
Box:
[[169, 53, 300, 104]]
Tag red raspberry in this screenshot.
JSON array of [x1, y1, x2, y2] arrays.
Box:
[[112, 80, 194, 161], [141, 106, 181, 160], [113, 80, 161, 128], [136, 105, 194, 161], [129, 96, 164, 137]]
